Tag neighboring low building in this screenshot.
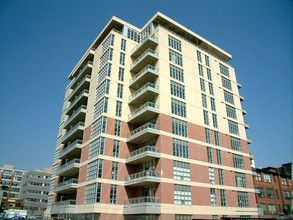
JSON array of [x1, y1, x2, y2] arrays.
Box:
[[21, 168, 52, 217], [253, 163, 292, 219], [0, 164, 27, 210]]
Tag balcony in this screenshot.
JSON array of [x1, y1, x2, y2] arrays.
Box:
[[69, 61, 93, 89], [51, 200, 76, 214], [55, 159, 80, 177], [61, 122, 85, 144], [128, 102, 159, 125], [68, 75, 91, 102], [125, 170, 160, 187], [131, 35, 158, 58], [123, 196, 160, 215], [66, 89, 89, 115], [130, 49, 158, 72], [129, 65, 159, 89], [63, 105, 87, 130], [127, 123, 159, 144], [244, 123, 250, 129], [126, 146, 160, 164], [129, 82, 159, 106], [54, 178, 78, 193], [247, 137, 252, 144], [59, 139, 82, 160]]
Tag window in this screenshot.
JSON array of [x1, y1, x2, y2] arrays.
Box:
[[266, 188, 274, 198], [101, 34, 114, 54], [283, 190, 290, 199], [118, 67, 124, 81], [220, 63, 230, 77], [235, 172, 247, 188], [89, 137, 105, 159], [281, 177, 287, 185], [203, 110, 209, 125], [171, 98, 187, 117], [209, 167, 215, 184], [111, 162, 118, 180], [218, 169, 224, 185], [258, 187, 264, 198], [117, 83, 123, 98], [170, 64, 184, 82], [231, 137, 242, 151], [207, 147, 213, 163], [237, 192, 249, 207], [228, 120, 239, 135], [169, 49, 183, 66], [174, 184, 191, 205], [114, 119, 121, 136], [93, 97, 108, 118], [196, 50, 202, 63], [216, 150, 222, 165], [174, 161, 190, 181], [210, 97, 216, 111], [98, 63, 111, 82], [100, 48, 113, 68], [224, 90, 234, 105], [200, 78, 206, 92], [119, 52, 125, 65], [226, 105, 237, 119], [198, 64, 204, 76], [121, 38, 126, 51], [202, 94, 207, 108], [115, 101, 122, 117], [110, 184, 118, 204], [171, 81, 185, 99], [255, 173, 262, 181], [169, 35, 182, 52], [84, 183, 102, 204], [112, 140, 120, 157], [263, 173, 271, 182], [175, 214, 192, 220], [127, 27, 140, 42], [222, 77, 232, 91], [95, 79, 110, 101], [212, 114, 218, 128], [172, 118, 188, 137], [233, 154, 244, 169], [173, 138, 189, 158], [205, 55, 210, 67], [210, 188, 216, 206], [214, 131, 220, 146], [258, 204, 266, 212], [220, 189, 226, 206], [205, 128, 211, 143], [87, 159, 103, 180], [207, 68, 212, 80], [268, 204, 276, 213], [91, 116, 107, 137], [208, 82, 214, 95]]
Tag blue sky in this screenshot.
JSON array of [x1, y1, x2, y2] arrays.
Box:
[[0, 0, 292, 171]]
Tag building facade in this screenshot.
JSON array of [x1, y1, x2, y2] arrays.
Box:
[[47, 12, 257, 220], [253, 163, 292, 219], [21, 168, 52, 217], [0, 164, 27, 210]]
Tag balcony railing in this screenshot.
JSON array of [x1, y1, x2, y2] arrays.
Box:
[[128, 102, 159, 121], [59, 139, 82, 159], [128, 122, 158, 138], [55, 178, 78, 192], [66, 89, 89, 114], [127, 146, 158, 159], [130, 49, 158, 71], [129, 65, 159, 88], [56, 159, 80, 175], [62, 122, 84, 143], [127, 196, 160, 204], [126, 170, 159, 181], [68, 75, 91, 101], [131, 35, 158, 55], [63, 105, 87, 128], [129, 82, 158, 105]]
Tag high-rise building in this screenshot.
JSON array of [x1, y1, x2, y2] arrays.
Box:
[[0, 164, 27, 210], [21, 168, 52, 217], [47, 12, 257, 220]]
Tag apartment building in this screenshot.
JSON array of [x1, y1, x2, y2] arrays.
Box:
[[47, 12, 257, 220], [253, 163, 292, 219], [0, 164, 27, 210], [21, 168, 52, 217]]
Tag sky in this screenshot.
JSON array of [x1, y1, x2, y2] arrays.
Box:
[[0, 0, 292, 171]]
